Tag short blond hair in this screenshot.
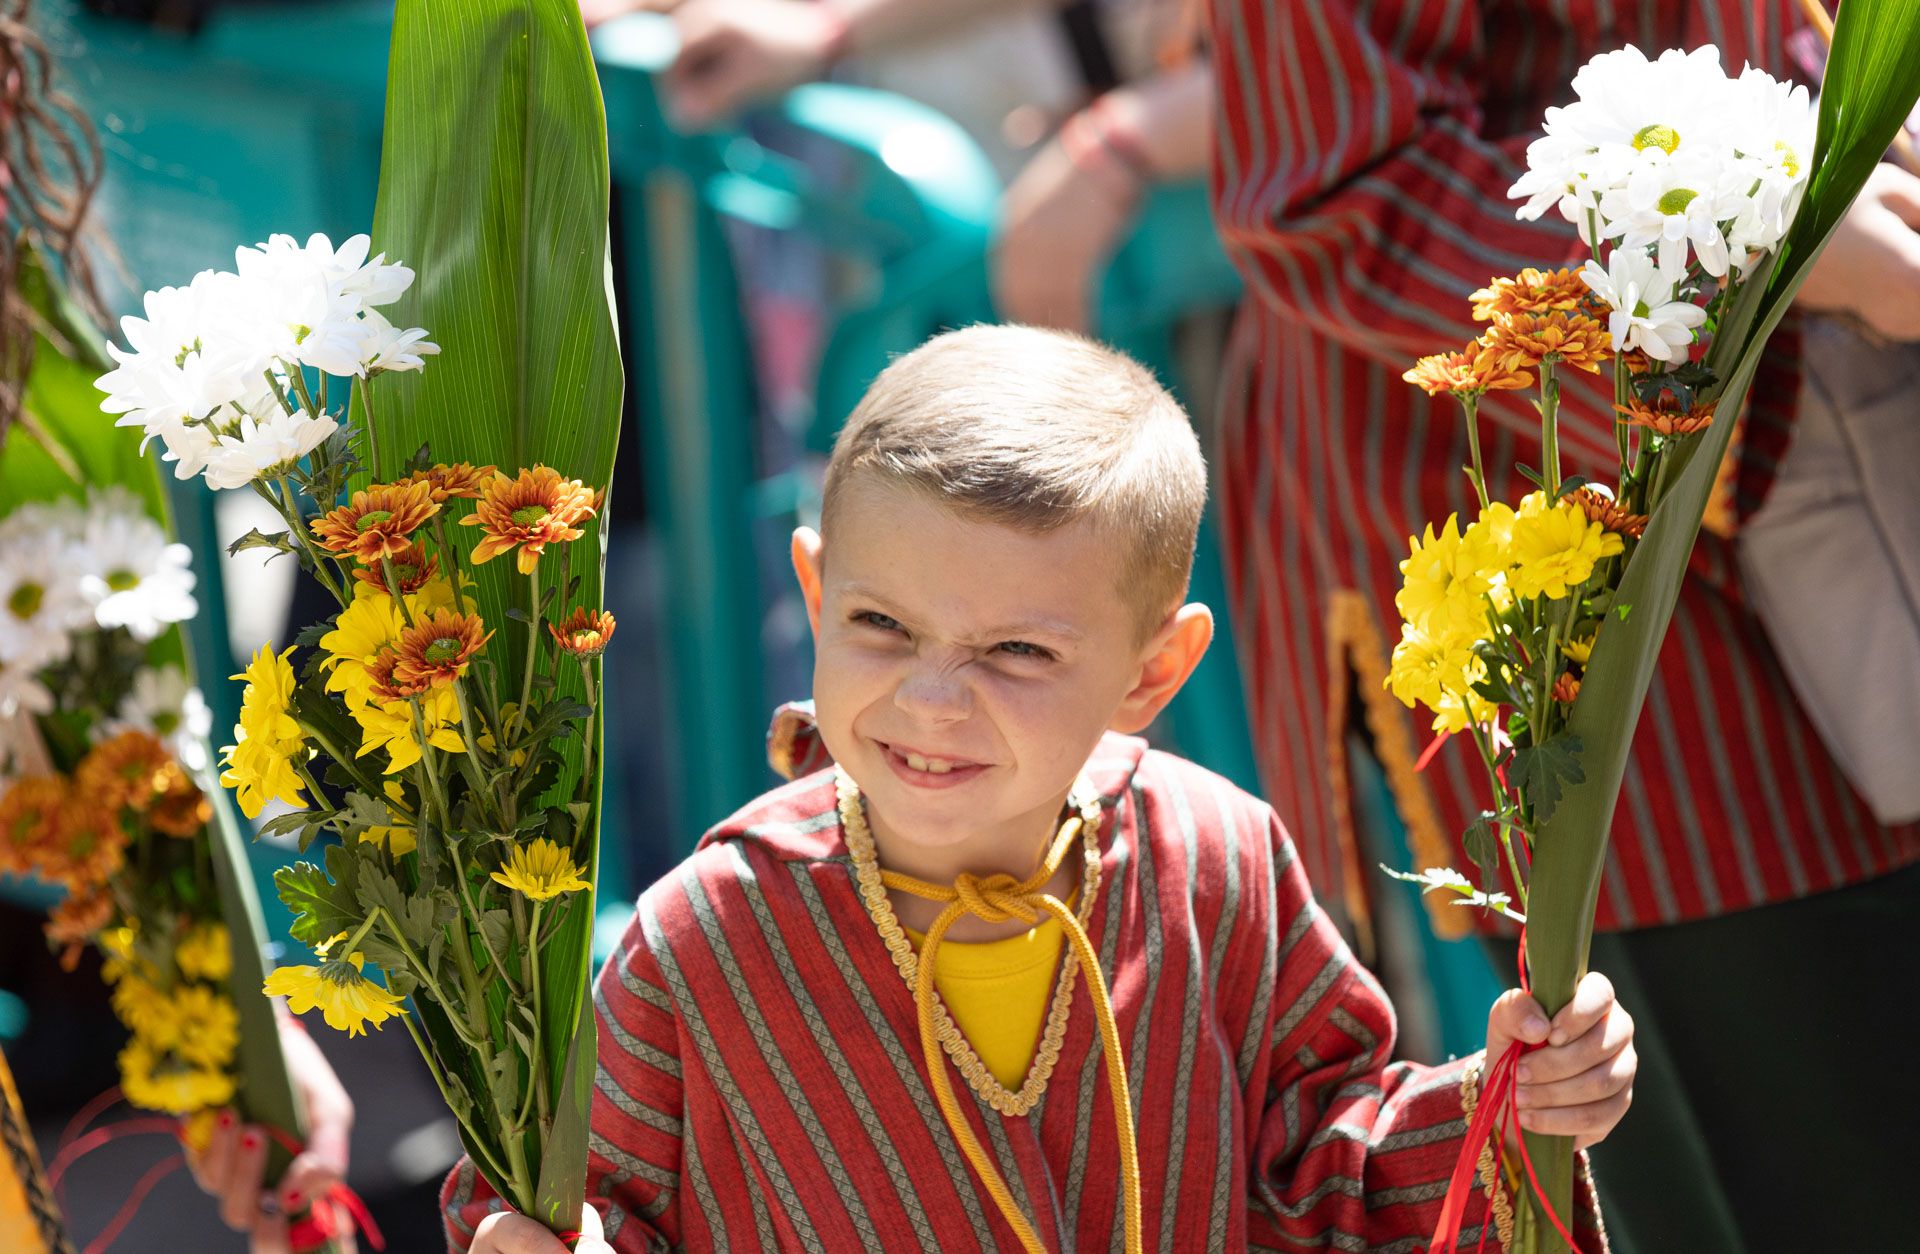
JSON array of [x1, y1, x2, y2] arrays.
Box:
[[821, 325, 1207, 637]]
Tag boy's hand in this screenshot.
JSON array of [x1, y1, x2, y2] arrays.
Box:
[[470, 1204, 614, 1253], [1483, 972, 1636, 1152]]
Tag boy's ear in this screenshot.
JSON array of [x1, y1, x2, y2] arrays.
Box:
[[1110, 603, 1214, 735], [791, 527, 825, 637]]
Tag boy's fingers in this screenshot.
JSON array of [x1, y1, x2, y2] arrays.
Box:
[[1488, 988, 1550, 1047], [250, 1210, 291, 1254], [1547, 971, 1616, 1046], [471, 1211, 573, 1254], [1517, 1086, 1632, 1140], [1516, 1004, 1633, 1085], [1516, 1043, 1636, 1111], [220, 1127, 269, 1232]]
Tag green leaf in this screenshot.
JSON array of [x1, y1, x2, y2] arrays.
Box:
[[227, 527, 297, 561], [1509, 735, 1584, 827], [274, 859, 364, 949], [1462, 813, 1502, 883], [358, 0, 620, 1227]]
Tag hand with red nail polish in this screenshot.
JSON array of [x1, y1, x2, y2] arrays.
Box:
[[183, 1003, 357, 1252], [1483, 971, 1637, 1154]]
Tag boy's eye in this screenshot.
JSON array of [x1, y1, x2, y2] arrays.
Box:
[[853, 611, 903, 633], [995, 640, 1055, 662]]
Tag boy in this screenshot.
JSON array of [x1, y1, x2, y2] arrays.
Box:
[[448, 326, 1633, 1252]]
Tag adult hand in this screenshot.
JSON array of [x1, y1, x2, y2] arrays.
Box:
[[663, 0, 844, 130], [185, 1010, 355, 1252], [1795, 161, 1920, 341], [993, 134, 1138, 333], [1483, 971, 1636, 1153], [470, 1203, 615, 1253]]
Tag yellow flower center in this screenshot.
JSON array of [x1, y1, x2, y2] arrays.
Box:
[[1656, 187, 1698, 216], [7, 582, 44, 618], [510, 504, 549, 526], [1774, 140, 1800, 177], [172, 338, 202, 368], [155, 711, 180, 734], [106, 569, 141, 592], [356, 510, 396, 531], [424, 638, 463, 665], [1633, 123, 1680, 154], [391, 562, 420, 584]]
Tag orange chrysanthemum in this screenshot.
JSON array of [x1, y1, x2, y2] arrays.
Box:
[[549, 608, 617, 658], [461, 467, 600, 575], [399, 462, 499, 503], [0, 776, 66, 877], [46, 884, 115, 970], [148, 765, 212, 838], [48, 801, 126, 889], [1481, 311, 1613, 374], [1551, 673, 1583, 704], [310, 481, 441, 564], [1568, 487, 1650, 540], [364, 649, 429, 704], [1470, 267, 1588, 322], [350, 540, 440, 595], [1617, 349, 1656, 376], [1615, 395, 1717, 437], [392, 610, 492, 690], [1404, 348, 1533, 398], [77, 731, 173, 814]]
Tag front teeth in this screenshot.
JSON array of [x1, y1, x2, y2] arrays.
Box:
[[903, 751, 954, 774]]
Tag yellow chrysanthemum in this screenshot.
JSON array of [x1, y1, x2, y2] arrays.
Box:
[[490, 838, 591, 901], [1508, 500, 1626, 601], [320, 592, 406, 711], [219, 644, 308, 819], [175, 922, 232, 983], [1396, 515, 1496, 641], [360, 781, 416, 856], [352, 685, 465, 775], [1385, 623, 1489, 733], [165, 985, 241, 1070], [111, 975, 178, 1048], [263, 952, 407, 1038], [118, 1037, 235, 1115], [1562, 634, 1597, 666]]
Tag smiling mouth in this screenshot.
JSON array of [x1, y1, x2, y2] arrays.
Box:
[[881, 742, 984, 776]]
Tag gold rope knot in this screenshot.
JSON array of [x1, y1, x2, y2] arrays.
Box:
[[952, 872, 1040, 925]]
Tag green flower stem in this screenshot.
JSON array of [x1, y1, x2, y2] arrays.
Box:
[[525, 898, 552, 1131], [450, 842, 520, 996], [1467, 721, 1529, 912], [398, 1009, 515, 1192], [1460, 394, 1491, 512], [450, 680, 503, 830], [1647, 438, 1678, 514], [289, 366, 323, 423], [515, 562, 541, 741], [575, 660, 597, 811], [382, 557, 417, 628], [371, 905, 483, 1050], [1538, 358, 1562, 497], [409, 702, 453, 831], [261, 476, 348, 607], [358, 377, 383, 479], [301, 719, 393, 808]]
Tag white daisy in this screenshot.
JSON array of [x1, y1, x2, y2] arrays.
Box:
[[231, 234, 372, 378], [76, 494, 198, 641], [1579, 248, 1707, 362], [356, 309, 439, 376], [0, 535, 89, 667], [95, 270, 258, 443], [107, 664, 213, 772], [0, 653, 54, 720], [1600, 148, 1738, 280], [201, 407, 340, 491]]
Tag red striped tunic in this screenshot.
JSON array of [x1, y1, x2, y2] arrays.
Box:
[[442, 734, 1602, 1250], [1207, 0, 1920, 936]]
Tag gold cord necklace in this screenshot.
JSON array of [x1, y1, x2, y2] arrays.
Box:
[[836, 769, 1142, 1254]]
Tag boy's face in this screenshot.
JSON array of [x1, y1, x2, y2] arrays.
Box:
[[793, 476, 1210, 865]]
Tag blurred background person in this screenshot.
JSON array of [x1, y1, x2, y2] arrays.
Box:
[[1205, 1, 1920, 1251]]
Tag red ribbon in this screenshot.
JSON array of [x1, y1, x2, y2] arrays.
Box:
[[1427, 924, 1581, 1252], [266, 1125, 386, 1252]]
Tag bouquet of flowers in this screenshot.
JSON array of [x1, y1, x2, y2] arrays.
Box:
[[101, 223, 616, 1235], [1380, 15, 1920, 1252]]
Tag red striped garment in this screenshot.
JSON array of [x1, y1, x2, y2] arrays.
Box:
[[1206, 0, 1920, 938], [441, 733, 1603, 1251]]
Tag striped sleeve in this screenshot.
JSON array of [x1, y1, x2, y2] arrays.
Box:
[[1247, 809, 1605, 1251], [440, 911, 684, 1253], [1209, 0, 1619, 462]]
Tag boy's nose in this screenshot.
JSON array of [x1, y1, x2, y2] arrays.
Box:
[[893, 666, 972, 724]]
